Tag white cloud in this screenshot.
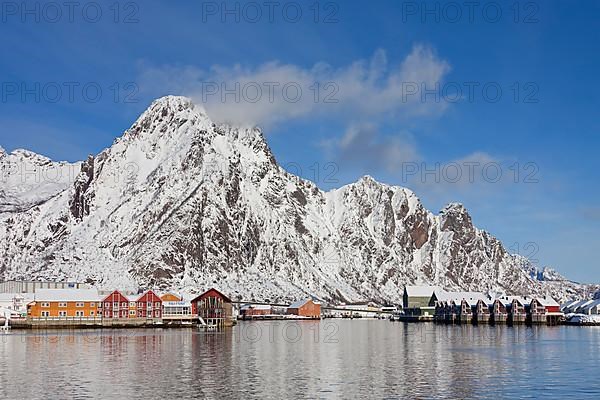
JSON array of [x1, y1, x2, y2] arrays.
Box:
[[136, 44, 451, 127]]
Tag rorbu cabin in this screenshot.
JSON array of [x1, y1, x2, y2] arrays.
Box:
[[473, 299, 491, 324], [101, 290, 131, 319], [455, 299, 473, 324], [190, 288, 233, 328], [530, 296, 562, 325], [491, 299, 508, 324], [506, 297, 527, 324], [135, 290, 162, 320]]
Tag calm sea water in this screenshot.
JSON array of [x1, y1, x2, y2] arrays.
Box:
[[1, 321, 599, 399]]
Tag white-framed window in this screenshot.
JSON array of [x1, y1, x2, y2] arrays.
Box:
[[59, 302, 67, 308], [129, 302, 135, 307], [90, 311, 95, 316], [76, 302, 84, 308], [90, 302, 95, 307], [113, 302, 119, 308], [147, 301, 152, 307], [155, 302, 161, 307], [129, 310, 136, 316], [75, 311, 84, 317], [41, 311, 50, 317], [58, 311, 67, 317], [41, 302, 50, 308], [155, 310, 160, 317]]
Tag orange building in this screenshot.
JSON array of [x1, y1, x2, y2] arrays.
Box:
[[160, 292, 182, 302], [27, 289, 100, 319], [287, 299, 321, 319]]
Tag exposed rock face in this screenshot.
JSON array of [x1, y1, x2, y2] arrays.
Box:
[[0, 96, 595, 302], [70, 155, 94, 220]]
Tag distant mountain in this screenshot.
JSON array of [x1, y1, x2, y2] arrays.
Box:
[[0, 96, 595, 303]]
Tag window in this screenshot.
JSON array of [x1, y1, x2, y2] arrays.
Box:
[[41, 302, 50, 308], [75, 311, 84, 317], [147, 301, 152, 307], [155, 302, 160, 307], [59, 302, 67, 308], [41, 311, 50, 317], [76, 302, 84, 307], [113, 302, 119, 308], [129, 310, 136, 316], [58, 311, 67, 317], [90, 302, 95, 307], [90, 311, 95, 316], [155, 310, 160, 317], [122, 302, 127, 307], [104, 302, 110, 308], [129, 302, 135, 307]]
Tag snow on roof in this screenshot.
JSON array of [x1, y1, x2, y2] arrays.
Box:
[[405, 286, 440, 297], [537, 297, 560, 307], [288, 299, 312, 309], [572, 299, 594, 311], [560, 300, 579, 311], [33, 289, 100, 302], [581, 299, 600, 312], [436, 291, 488, 305]]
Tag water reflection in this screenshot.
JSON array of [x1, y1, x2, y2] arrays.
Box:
[[1, 322, 599, 399]]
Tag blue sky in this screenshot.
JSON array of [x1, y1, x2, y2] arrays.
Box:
[[1, 0, 599, 282]]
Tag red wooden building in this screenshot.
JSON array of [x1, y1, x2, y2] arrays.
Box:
[[136, 290, 162, 319], [190, 288, 233, 327], [101, 290, 130, 319], [287, 299, 321, 319]]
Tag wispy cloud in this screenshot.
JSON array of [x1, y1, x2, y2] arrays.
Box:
[[136, 45, 451, 128]]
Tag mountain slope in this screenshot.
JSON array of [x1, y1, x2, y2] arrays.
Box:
[[0, 97, 593, 302]]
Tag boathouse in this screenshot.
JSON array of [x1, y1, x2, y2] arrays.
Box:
[[190, 288, 233, 327], [403, 286, 439, 316], [287, 299, 321, 318]]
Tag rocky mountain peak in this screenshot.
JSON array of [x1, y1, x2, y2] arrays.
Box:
[[0, 97, 596, 302]]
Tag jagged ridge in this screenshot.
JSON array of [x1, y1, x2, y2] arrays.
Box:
[[0, 96, 594, 302]]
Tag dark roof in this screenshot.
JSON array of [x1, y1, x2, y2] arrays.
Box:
[[190, 288, 232, 303]]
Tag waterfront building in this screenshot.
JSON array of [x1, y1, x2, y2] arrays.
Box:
[[26, 289, 100, 319], [191, 288, 233, 327], [0, 293, 32, 316], [240, 304, 272, 318], [162, 300, 192, 318], [287, 299, 321, 319], [505, 297, 527, 324], [101, 290, 131, 319], [491, 299, 508, 324], [473, 299, 491, 324], [403, 286, 440, 316], [135, 290, 163, 319]]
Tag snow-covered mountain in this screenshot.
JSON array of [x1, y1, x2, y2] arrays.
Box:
[[0, 96, 594, 303]]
